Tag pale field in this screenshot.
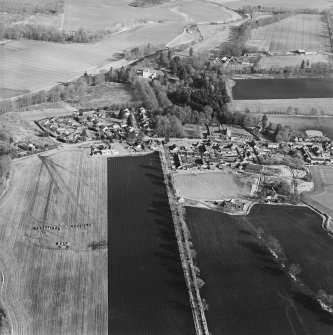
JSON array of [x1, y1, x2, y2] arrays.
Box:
[[232, 98, 333, 115], [173, 171, 257, 200], [63, 0, 239, 31], [0, 148, 107, 334], [0, 0, 240, 96], [248, 14, 331, 52], [216, 0, 333, 10], [0, 22, 181, 94], [304, 165, 333, 218], [258, 54, 332, 68], [166, 29, 194, 48], [175, 1, 241, 24]]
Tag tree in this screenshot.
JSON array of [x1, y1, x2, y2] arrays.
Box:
[[261, 114, 268, 131]]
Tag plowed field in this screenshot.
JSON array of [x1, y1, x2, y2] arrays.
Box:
[[186, 206, 333, 335], [108, 152, 195, 335]]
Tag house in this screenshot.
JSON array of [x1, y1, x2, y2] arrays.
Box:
[[267, 143, 279, 149], [221, 199, 244, 212]]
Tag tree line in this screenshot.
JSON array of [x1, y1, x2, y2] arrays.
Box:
[[0, 25, 115, 43], [220, 12, 292, 56]]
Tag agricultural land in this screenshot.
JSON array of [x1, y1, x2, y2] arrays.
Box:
[[108, 152, 195, 334], [0, 0, 241, 97], [185, 206, 333, 335], [0, 147, 108, 334], [232, 78, 333, 100], [247, 14, 331, 53]]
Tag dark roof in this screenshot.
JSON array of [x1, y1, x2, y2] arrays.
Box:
[[245, 163, 263, 173]]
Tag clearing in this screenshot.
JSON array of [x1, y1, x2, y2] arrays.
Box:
[[247, 14, 330, 53], [0, 147, 108, 334], [108, 152, 195, 334], [186, 206, 333, 335], [173, 171, 257, 200]]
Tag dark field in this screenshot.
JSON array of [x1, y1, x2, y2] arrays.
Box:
[[186, 206, 333, 335], [233, 78, 333, 100], [247, 205, 333, 298], [108, 153, 195, 335], [262, 114, 333, 139]]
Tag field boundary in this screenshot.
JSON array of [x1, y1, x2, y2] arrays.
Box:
[[302, 200, 333, 237], [159, 150, 209, 335]]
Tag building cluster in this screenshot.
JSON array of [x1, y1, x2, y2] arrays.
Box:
[[213, 199, 245, 213], [37, 107, 157, 145]]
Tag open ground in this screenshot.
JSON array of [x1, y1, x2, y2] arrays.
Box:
[[173, 171, 257, 200], [0, 147, 108, 334], [247, 14, 331, 52], [185, 206, 333, 335], [108, 152, 195, 334]]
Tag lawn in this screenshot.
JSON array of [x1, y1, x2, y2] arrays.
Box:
[[186, 206, 333, 335], [232, 78, 333, 100], [173, 171, 257, 200], [0, 148, 108, 334], [247, 14, 330, 52], [108, 152, 195, 334]]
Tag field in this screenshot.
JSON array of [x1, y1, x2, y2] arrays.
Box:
[[256, 114, 333, 138], [0, 0, 242, 97], [303, 166, 333, 218], [186, 206, 333, 335], [247, 205, 333, 301], [0, 148, 108, 334], [233, 97, 333, 116], [232, 78, 333, 100], [63, 0, 239, 31], [222, 0, 333, 10], [173, 171, 257, 200], [258, 54, 332, 69], [108, 152, 195, 334], [0, 23, 180, 95], [247, 14, 330, 52]]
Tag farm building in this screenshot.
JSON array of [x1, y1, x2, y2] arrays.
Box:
[[245, 163, 263, 174], [221, 199, 245, 212]]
